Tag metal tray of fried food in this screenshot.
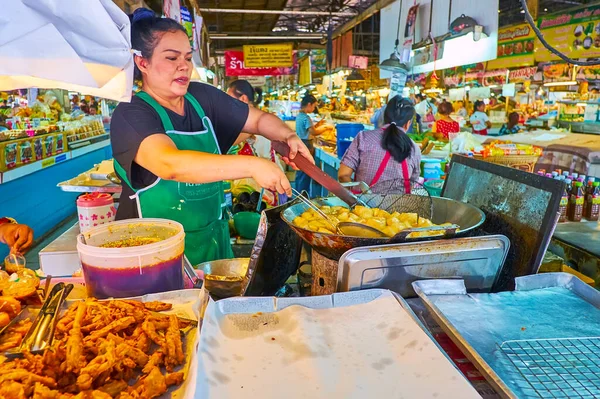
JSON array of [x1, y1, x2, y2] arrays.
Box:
[[0, 289, 204, 399], [337, 235, 510, 298], [412, 273, 600, 399]]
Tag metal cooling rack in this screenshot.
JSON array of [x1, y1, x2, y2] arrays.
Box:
[[499, 337, 600, 398]]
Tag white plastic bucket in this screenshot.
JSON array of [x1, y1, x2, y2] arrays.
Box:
[[76, 218, 185, 299]]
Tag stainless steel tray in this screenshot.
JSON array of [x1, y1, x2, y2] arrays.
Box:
[[412, 273, 600, 399], [337, 235, 510, 298]]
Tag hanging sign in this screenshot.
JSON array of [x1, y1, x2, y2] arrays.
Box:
[[469, 87, 491, 101], [449, 88, 466, 101], [163, 0, 180, 22], [502, 83, 516, 97], [542, 63, 573, 83], [243, 43, 294, 68], [509, 66, 538, 82], [180, 7, 193, 48], [487, 23, 536, 70], [348, 55, 368, 69], [390, 72, 408, 99], [298, 56, 312, 86], [412, 41, 445, 67], [536, 4, 600, 62], [577, 66, 600, 83], [311, 49, 327, 74], [225, 51, 296, 76]]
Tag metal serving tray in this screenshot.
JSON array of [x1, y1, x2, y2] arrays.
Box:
[[412, 273, 600, 399], [337, 235, 510, 298]]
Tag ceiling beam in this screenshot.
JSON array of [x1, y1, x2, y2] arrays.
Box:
[[330, 0, 394, 40], [199, 8, 357, 16]]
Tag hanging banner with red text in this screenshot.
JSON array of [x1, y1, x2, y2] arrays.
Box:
[[225, 51, 297, 76]]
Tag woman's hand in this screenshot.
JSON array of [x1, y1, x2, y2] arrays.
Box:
[[250, 158, 292, 196], [285, 134, 314, 165], [0, 223, 33, 254]]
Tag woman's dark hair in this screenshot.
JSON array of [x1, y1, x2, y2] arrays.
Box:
[[301, 95, 317, 108], [228, 80, 263, 106], [438, 101, 454, 115], [382, 96, 416, 163], [508, 112, 519, 126], [130, 8, 187, 80], [415, 93, 425, 101], [473, 100, 486, 112]]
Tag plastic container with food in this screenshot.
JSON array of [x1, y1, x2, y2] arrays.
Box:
[[76, 218, 185, 299]]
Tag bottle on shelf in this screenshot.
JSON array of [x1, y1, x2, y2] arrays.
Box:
[[585, 182, 600, 221], [562, 171, 570, 177], [583, 179, 595, 219], [567, 181, 585, 222], [559, 180, 569, 223], [551, 171, 559, 178]]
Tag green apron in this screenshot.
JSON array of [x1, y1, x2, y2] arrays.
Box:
[[114, 91, 233, 266]]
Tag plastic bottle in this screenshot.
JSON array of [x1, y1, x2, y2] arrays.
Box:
[[551, 171, 559, 178], [559, 180, 570, 223], [546, 173, 553, 178], [581, 175, 587, 182], [585, 182, 600, 221], [562, 171, 570, 177], [573, 173, 579, 180], [583, 180, 595, 219], [567, 181, 584, 222]]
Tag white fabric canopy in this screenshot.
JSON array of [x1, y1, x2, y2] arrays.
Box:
[[0, 0, 133, 101]]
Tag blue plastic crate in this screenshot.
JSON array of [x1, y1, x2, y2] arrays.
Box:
[[336, 123, 363, 159]]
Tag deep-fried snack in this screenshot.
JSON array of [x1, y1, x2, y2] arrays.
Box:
[[2, 270, 40, 299], [84, 317, 135, 343], [0, 295, 21, 318], [0, 319, 33, 351], [96, 380, 128, 398], [164, 315, 185, 371], [2, 299, 188, 398], [0, 311, 10, 328], [142, 301, 172, 312], [66, 301, 87, 373]]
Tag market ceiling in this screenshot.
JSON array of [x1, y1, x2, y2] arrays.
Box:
[[139, 0, 598, 54]]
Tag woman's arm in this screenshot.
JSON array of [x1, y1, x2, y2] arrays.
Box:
[[338, 163, 355, 183], [135, 134, 292, 194], [243, 107, 313, 162]]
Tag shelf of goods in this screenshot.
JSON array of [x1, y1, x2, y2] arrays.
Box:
[[557, 100, 600, 135], [0, 119, 112, 261]]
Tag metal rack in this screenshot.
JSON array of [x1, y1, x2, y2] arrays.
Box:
[[499, 337, 600, 398]]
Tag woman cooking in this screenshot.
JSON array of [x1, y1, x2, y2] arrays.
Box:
[[110, 9, 311, 266], [338, 96, 421, 194]]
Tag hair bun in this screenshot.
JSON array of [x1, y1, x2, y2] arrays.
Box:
[[132, 8, 156, 23]]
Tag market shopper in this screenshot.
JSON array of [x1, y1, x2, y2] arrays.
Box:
[[470, 100, 491, 135], [110, 8, 311, 265], [414, 94, 436, 124], [295, 95, 329, 194], [0, 218, 33, 254], [432, 101, 460, 139], [338, 96, 421, 194], [499, 112, 522, 135]]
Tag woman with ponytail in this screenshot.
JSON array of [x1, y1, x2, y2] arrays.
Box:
[[338, 96, 421, 194]]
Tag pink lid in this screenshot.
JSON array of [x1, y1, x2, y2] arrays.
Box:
[[77, 193, 113, 207]]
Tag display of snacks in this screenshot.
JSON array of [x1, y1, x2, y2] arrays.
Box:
[[0, 119, 103, 172], [0, 298, 188, 398], [477, 142, 543, 157]]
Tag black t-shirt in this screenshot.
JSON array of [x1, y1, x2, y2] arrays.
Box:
[[110, 82, 249, 220]]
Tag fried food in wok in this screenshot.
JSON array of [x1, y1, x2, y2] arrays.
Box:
[[293, 205, 455, 237], [0, 299, 187, 398]]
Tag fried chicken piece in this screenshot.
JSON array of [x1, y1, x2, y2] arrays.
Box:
[[141, 351, 163, 375], [137, 367, 167, 399], [164, 315, 184, 371], [165, 371, 184, 387], [33, 382, 74, 399], [106, 333, 149, 368], [0, 368, 57, 388], [96, 380, 128, 398], [1, 381, 26, 399], [143, 301, 172, 312], [66, 301, 87, 373], [84, 317, 135, 343], [0, 331, 24, 351], [77, 341, 117, 391], [0, 311, 10, 328], [108, 301, 146, 323], [141, 319, 165, 347], [0, 296, 22, 318], [73, 391, 112, 399]]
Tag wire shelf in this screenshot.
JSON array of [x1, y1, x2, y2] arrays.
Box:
[[499, 337, 600, 399]]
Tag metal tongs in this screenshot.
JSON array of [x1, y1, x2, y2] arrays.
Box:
[[13, 283, 73, 356]]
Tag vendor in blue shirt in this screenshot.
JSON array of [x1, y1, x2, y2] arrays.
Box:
[[295, 95, 329, 194]]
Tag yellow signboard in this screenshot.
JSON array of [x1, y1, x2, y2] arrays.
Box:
[[535, 4, 600, 62], [487, 23, 536, 70], [243, 43, 294, 68]]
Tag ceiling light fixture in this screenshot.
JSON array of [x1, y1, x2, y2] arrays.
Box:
[[346, 70, 365, 81], [380, 0, 408, 72], [543, 81, 577, 87]]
